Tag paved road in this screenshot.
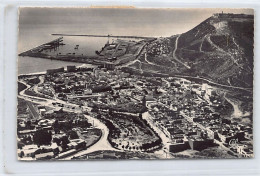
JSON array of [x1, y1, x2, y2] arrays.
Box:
[[171, 74, 252, 92], [63, 114, 119, 159], [18, 80, 48, 103], [26, 101, 40, 119], [18, 80, 82, 113], [19, 78, 120, 159], [32, 76, 53, 99], [142, 112, 171, 158]]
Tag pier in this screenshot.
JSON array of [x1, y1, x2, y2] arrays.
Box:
[[52, 33, 155, 40], [19, 37, 64, 56]]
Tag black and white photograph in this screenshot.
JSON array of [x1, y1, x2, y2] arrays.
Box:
[[17, 7, 254, 160]]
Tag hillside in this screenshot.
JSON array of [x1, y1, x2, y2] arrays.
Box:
[[176, 13, 254, 88], [126, 13, 254, 88]]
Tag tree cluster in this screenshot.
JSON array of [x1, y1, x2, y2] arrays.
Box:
[[33, 129, 52, 146]]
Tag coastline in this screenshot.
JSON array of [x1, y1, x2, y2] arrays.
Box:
[[18, 71, 46, 77], [17, 63, 97, 77], [19, 54, 103, 65]]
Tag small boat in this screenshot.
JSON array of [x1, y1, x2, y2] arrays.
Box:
[[74, 45, 79, 50]]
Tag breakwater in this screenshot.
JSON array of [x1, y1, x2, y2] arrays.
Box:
[[19, 37, 64, 56], [52, 33, 155, 40]]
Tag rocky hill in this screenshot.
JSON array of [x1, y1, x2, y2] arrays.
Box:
[[175, 13, 254, 88], [128, 13, 254, 88]]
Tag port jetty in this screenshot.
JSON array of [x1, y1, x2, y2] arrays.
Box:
[[19, 37, 64, 57], [18, 34, 155, 67], [52, 33, 155, 40], [18, 36, 108, 66]]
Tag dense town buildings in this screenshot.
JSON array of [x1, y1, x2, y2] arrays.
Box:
[[17, 64, 253, 160]]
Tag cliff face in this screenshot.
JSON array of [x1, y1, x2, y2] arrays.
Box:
[[174, 14, 254, 88]]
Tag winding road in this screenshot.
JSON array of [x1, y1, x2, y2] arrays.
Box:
[[19, 78, 120, 159], [144, 52, 157, 66], [199, 35, 208, 52], [18, 80, 82, 113], [117, 35, 252, 92], [224, 94, 250, 118], [63, 114, 120, 160], [170, 74, 252, 92], [206, 35, 243, 70], [172, 35, 191, 69], [142, 112, 171, 158]]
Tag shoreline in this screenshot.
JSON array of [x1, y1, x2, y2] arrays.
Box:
[[18, 71, 46, 77], [17, 57, 253, 93], [52, 33, 155, 40], [18, 54, 103, 65], [17, 63, 97, 77]]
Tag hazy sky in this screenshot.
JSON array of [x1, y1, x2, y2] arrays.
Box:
[[19, 8, 254, 37]]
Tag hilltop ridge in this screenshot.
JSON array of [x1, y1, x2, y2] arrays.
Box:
[[126, 13, 254, 88], [176, 13, 254, 88]]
